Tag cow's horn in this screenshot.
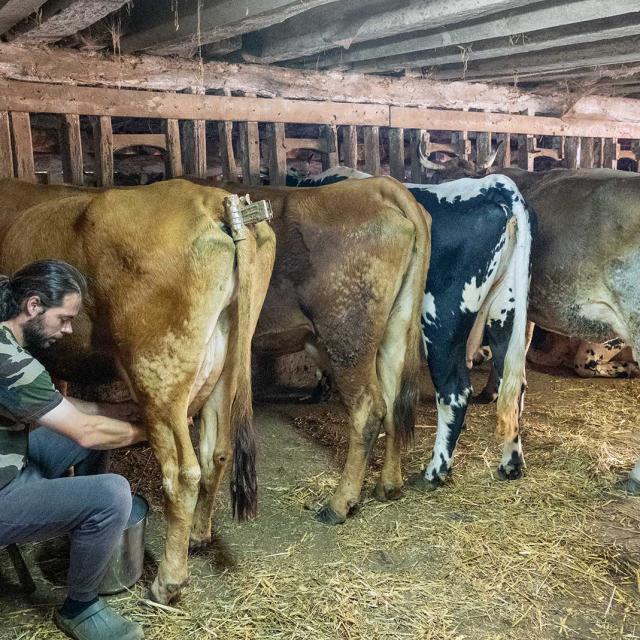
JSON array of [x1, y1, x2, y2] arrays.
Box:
[[480, 141, 504, 169], [418, 135, 446, 171]]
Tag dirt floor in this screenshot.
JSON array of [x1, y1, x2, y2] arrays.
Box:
[[1, 364, 640, 639]]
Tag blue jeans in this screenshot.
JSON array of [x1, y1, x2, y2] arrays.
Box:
[[0, 428, 131, 600]]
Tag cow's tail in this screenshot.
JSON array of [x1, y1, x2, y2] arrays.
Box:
[[230, 226, 259, 521], [495, 180, 533, 441], [385, 178, 432, 448]]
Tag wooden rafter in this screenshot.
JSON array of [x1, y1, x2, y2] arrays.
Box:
[[292, 0, 640, 71], [243, 0, 533, 63], [9, 0, 131, 44], [119, 0, 337, 56]]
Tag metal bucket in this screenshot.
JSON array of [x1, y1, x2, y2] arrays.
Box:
[[98, 494, 148, 595]]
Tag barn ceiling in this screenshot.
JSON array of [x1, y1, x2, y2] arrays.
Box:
[[3, 0, 640, 99]]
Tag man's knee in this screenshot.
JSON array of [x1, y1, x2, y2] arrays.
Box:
[[95, 474, 132, 526]]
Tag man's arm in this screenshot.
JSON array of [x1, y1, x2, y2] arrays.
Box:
[[38, 397, 147, 450]]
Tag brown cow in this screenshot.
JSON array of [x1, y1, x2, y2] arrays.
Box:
[[221, 177, 431, 524], [0, 178, 276, 604]]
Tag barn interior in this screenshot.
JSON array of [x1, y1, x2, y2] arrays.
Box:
[[1, 2, 640, 639]]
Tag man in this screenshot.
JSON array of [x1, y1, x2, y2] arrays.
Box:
[[0, 260, 146, 640]]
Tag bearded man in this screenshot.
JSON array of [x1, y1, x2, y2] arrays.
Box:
[[0, 260, 145, 640]]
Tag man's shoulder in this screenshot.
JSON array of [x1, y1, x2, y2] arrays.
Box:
[[0, 327, 48, 391]]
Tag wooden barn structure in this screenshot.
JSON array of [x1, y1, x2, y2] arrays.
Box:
[[2, 0, 640, 187]]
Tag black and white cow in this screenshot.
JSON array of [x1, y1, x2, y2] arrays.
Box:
[[288, 167, 534, 488]]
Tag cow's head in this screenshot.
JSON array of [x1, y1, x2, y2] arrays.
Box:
[[418, 133, 502, 184]]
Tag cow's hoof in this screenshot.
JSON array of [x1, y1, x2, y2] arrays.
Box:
[[471, 390, 498, 405], [408, 472, 444, 492], [373, 482, 403, 502], [149, 577, 186, 605], [616, 476, 640, 495], [315, 504, 347, 525], [497, 463, 523, 481], [188, 537, 211, 554]]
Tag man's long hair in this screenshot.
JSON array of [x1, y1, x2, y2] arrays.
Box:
[[0, 260, 88, 321]]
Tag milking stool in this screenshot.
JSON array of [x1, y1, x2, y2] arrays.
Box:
[[3, 544, 36, 594]]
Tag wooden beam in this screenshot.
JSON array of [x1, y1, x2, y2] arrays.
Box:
[[266, 122, 286, 185], [120, 0, 336, 55], [388, 128, 405, 181], [10, 111, 34, 182], [363, 126, 380, 176], [476, 130, 492, 168], [433, 34, 640, 81], [495, 133, 511, 168], [580, 137, 594, 168], [91, 115, 113, 186], [285, 138, 326, 153], [0, 79, 388, 127], [298, 0, 640, 71], [602, 138, 617, 169], [238, 94, 260, 187], [181, 87, 207, 179], [163, 119, 182, 178], [245, 0, 532, 63], [0, 1, 47, 35], [0, 110, 13, 178], [564, 137, 580, 169], [389, 106, 640, 139], [10, 1, 130, 44], [592, 137, 603, 168], [349, 11, 640, 74], [409, 129, 425, 183], [60, 113, 83, 185], [321, 125, 338, 171], [341, 125, 357, 168], [112, 133, 167, 152], [2, 43, 635, 120]]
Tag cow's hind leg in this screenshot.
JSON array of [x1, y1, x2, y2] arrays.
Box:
[[412, 347, 471, 490], [315, 365, 386, 524], [485, 320, 525, 481], [143, 400, 201, 604], [189, 353, 234, 551]]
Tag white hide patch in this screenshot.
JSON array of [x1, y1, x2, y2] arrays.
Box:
[[422, 292, 437, 325], [405, 175, 513, 206], [460, 230, 507, 314]]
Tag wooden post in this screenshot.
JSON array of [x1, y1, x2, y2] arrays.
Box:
[[564, 136, 580, 169], [321, 124, 338, 171], [163, 118, 182, 178], [341, 125, 357, 168], [266, 122, 287, 185], [363, 126, 380, 176], [217, 88, 236, 181], [10, 111, 35, 182], [602, 138, 617, 169], [0, 111, 13, 178], [181, 87, 206, 178], [495, 133, 511, 168], [388, 127, 405, 180], [475, 130, 492, 168], [239, 125, 260, 186], [91, 115, 113, 187], [60, 113, 83, 185], [592, 137, 603, 168], [580, 137, 594, 168], [516, 109, 535, 171], [451, 108, 470, 159], [410, 129, 426, 183]]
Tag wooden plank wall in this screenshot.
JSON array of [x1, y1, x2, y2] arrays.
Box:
[[1, 79, 629, 186]]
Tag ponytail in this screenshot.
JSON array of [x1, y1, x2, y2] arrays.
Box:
[[0, 276, 19, 321]]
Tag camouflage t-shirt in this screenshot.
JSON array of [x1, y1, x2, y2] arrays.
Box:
[[0, 325, 63, 489]]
